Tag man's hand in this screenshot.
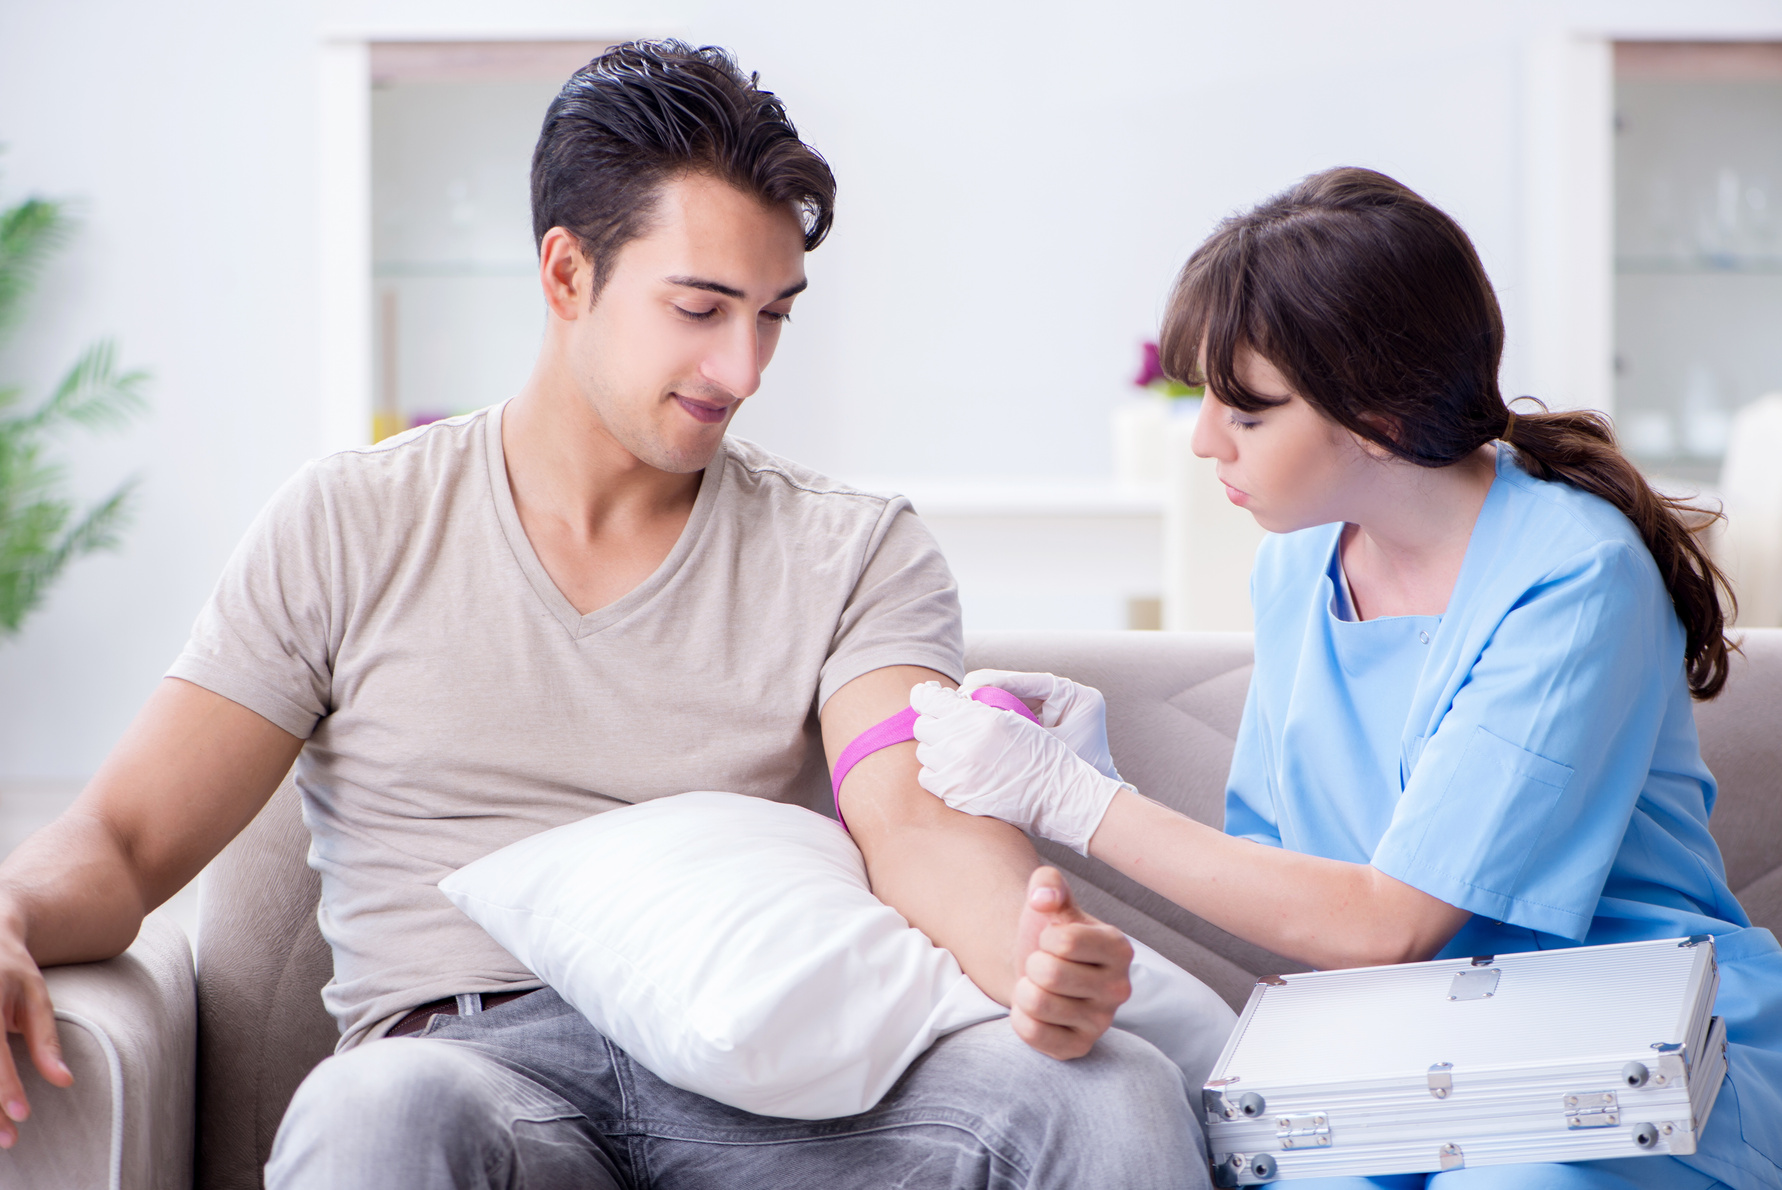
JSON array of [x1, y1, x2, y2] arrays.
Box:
[[1008, 866, 1132, 1060], [0, 905, 72, 1149], [0, 677, 302, 1147]]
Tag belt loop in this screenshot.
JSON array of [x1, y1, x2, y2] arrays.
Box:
[[455, 992, 483, 1016]]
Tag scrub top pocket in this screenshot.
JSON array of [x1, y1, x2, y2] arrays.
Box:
[[1374, 724, 1592, 939], [1445, 725, 1573, 886]]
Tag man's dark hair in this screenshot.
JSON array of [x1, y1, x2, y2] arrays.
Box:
[[531, 40, 836, 297]]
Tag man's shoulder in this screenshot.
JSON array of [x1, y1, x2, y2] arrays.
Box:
[[718, 437, 902, 526], [245, 408, 494, 554], [305, 407, 493, 498]]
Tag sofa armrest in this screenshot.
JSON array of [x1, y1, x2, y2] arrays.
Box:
[[0, 912, 196, 1190]]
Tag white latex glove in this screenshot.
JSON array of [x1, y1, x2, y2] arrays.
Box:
[[958, 669, 1123, 781], [910, 682, 1131, 856]]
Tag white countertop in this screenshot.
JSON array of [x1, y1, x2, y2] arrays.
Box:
[[842, 477, 1165, 518]]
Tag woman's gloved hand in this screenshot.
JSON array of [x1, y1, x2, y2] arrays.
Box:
[[958, 669, 1123, 780], [910, 682, 1131, 856]]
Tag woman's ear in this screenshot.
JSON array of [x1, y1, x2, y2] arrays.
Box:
[[1351, 411, 1403, 460]]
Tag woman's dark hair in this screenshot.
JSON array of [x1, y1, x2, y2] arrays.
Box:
[[531, 40, 836, 297], [1160, 167, 1735, 699]]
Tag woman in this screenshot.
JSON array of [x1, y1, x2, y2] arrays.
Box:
[[909, 168, 1781, 1189]]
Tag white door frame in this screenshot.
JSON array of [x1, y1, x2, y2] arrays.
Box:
[[1520, 21, 1782, 423], [316, 38, 373, 456], [312, 25, 656, 456], [1520, 30, 1614, 417]]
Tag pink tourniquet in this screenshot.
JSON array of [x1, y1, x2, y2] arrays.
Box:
[[831, 687, 1041, 830]]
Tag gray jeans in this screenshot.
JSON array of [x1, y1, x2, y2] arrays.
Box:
[[266, 988, 1210, 1189]]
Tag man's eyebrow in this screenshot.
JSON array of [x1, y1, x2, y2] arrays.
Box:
[[664, 276, 808, 302]]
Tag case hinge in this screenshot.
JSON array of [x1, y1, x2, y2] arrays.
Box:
[[1427, 1062, 1453, 1099], [1565, 1091, 1620, 1129], [1275, 1112, 1331, 1150]]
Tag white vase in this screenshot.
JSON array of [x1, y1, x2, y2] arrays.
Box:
[[1161, 403, 1267, 632], [1111, 394, 1173, 490]]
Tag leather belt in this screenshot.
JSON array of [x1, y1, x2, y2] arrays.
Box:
[[388, 989, 539, 1038]]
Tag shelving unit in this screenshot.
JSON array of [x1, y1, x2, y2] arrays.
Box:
[[1613, 42, 1782, 482], [369, 41, 609, 441]]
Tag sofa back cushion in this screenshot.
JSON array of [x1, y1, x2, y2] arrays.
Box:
[[1693, 628, 1782, 937], [195, 771, 334, 1190], [192, 627, 1782, 1187]]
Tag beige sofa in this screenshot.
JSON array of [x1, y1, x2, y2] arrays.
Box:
[[7, 629, 1780, 1189]]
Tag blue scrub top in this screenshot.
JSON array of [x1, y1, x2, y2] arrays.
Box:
[[1227, 447, 1782, 1187]]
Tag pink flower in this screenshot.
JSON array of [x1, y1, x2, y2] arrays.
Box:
[[1133, 341, 1167, 389]]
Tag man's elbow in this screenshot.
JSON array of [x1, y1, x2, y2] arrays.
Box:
[[838, 782, 947, 853]]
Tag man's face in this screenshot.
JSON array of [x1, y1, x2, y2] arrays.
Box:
[[546, 172, 808, 473]]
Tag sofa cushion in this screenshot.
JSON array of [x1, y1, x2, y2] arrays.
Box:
[[1694, 627, 1782, 935]]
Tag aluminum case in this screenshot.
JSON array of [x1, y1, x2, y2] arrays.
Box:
[[1203, 936, 1725, 1184]]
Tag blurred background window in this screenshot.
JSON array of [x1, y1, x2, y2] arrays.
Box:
[[370, 42, 609, 441], [1613, 42, 1782, 482]]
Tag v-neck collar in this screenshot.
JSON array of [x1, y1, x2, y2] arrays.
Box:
[[1437, 445, 1516, 626], [484, 401, 726, 640], [1322, 447, 1511, 628]]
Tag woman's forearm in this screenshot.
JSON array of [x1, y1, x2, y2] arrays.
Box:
[[1087, 790, 1470, 970]]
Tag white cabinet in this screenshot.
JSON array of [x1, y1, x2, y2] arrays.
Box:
[[368, 42, 609, 441], [1613, 42, 1782, 481]]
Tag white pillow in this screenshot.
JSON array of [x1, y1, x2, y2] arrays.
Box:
[[440, 792, 1234, 1119]]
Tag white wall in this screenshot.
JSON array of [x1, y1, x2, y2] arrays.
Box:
[[3, 0, 1781, 777]]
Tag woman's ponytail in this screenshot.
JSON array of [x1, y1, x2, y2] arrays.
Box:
[[1502, 402, 1736, 700]]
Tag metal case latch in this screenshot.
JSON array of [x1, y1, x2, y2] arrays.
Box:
[[1428, 1062, 1453, 1099], [1275, 1112, 1331, 1150], [1565, 1092, 1620, 1129]]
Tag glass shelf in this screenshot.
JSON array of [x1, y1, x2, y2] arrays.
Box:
[[1613, 57, 1782, 480], [1616, 255, 1782, 275], [373, 260, 537, 279]]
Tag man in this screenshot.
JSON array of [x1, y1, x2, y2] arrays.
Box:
[[0, 41, 1207, 1187]]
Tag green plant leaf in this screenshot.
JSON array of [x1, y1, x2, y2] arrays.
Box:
[[0, 177, 148, 638], [0, 476, 73, 636], [0, 196, 72, 342], [13, 339, 149, 434], [0, 354, 148, 634], [0, 475, 137, 636], [53, 475, 138, 561]]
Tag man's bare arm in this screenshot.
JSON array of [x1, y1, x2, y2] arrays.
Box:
[[0, 677, 301, 1146], [821, 666, 1131, 1058]]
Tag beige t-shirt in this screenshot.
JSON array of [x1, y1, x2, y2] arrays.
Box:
[[169, 402, 963, 1049]]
